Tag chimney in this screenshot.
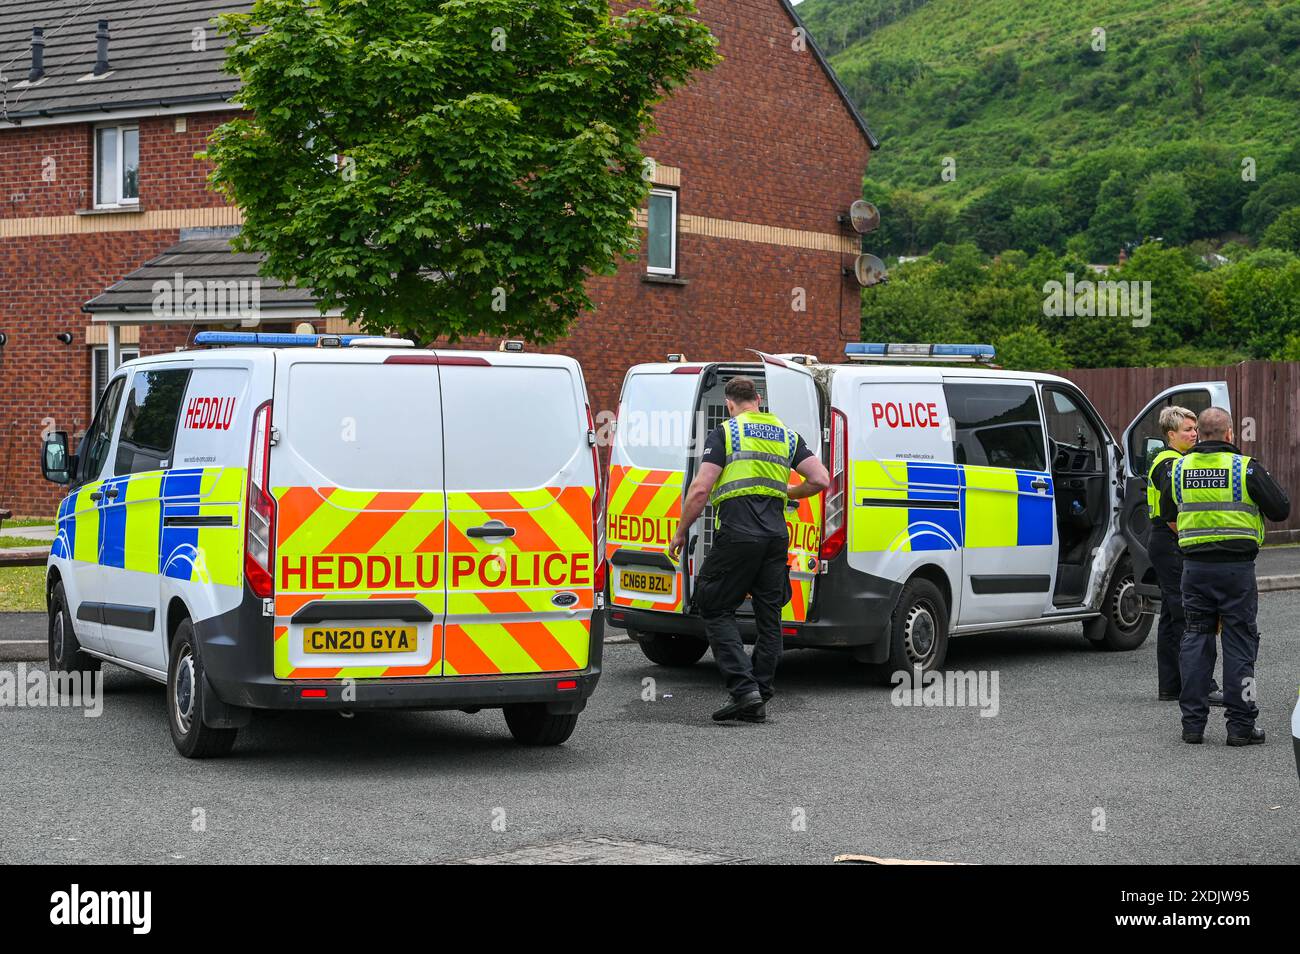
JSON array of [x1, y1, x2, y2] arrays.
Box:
[[93, 19, 110, 75], [29, 27, 44, 82]]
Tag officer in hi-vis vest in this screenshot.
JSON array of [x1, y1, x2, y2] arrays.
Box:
[[1160, 407, 1289, 746], [1146, 405, 1221, 707], [669, 376, 830, 724]]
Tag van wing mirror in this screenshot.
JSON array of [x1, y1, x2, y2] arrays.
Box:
[[41, 431, 73, 485]]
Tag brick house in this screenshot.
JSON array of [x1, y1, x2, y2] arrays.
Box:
[[0, 0, 875, 516]]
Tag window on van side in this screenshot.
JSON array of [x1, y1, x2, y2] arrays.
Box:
[[81, 375, 127, 483], [114, 369, 191, 475], [944, 383, 1046, 472]]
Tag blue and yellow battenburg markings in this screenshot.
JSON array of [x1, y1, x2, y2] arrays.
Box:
[[851, 460, 1053, 552], [52, 467, 245, 586]]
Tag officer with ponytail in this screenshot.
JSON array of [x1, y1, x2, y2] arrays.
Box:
[[669, 376, 830, 724], [1161, 407, 1290, 746]]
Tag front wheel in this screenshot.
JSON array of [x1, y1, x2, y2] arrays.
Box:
[[48, 581, 100, 675], [1084, 558, 1153, 651], [503, 704, 579, 746], [167, 619, 237, 759], [635, 630, 710, 668]]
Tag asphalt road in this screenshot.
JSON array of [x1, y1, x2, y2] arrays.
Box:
[[1, 594, 1297, 865]]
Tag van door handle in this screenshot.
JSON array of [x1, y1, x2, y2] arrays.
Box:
[[1031, 477, 1050, 491], [89, 487, 118, 501], [467, 521, 516, 539]]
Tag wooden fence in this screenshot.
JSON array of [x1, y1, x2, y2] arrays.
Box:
[[1059, 361, 1300, 538]]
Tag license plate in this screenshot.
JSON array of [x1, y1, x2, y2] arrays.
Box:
[[303, 626, 418, 655], [619, 569, 673, 595]]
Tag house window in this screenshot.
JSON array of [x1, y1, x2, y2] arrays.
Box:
[[647, 188, 678, 275], [92, 345, 139, 409], [94, 125, 139, 207]]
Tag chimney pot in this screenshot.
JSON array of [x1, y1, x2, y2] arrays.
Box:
[[94, 19, 110, 76], [29, 27, 45, 82]]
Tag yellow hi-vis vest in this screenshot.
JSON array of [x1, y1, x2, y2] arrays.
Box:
[[1146, 447, 1182, 520], [1172, 450, 1265, 550], [709, 411, 797, 517]]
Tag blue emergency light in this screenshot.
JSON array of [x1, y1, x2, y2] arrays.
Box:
[[193, 332, 411, 348], [845, 342, 995, 363]]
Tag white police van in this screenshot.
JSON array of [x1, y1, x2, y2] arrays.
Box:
[[605, 343, 1229, 677], [41, 333, 605, 757]]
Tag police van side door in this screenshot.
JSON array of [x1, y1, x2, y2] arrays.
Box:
[[606, 367, 700, 617], [753, 353, 823, 622], [1119, 382, 1229, 598]]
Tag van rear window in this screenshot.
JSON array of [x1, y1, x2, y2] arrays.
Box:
[[615, 373, 698, 471], [285, 363, 443, 492], [441, 365, 583, 491]]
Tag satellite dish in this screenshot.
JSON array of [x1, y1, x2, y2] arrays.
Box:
[[854, 254, 888, 287], [849, 200, 880, 234]]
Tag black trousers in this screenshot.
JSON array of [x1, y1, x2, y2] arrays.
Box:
[[693, 529, 790, 700], [1149, 530, 1218, 695], [1180, 559, 1259, 736]]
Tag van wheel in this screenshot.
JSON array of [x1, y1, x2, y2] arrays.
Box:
[[48, 582, 100, 675], [503, 704, 579, 746], [875, 578, 949, 681], [636, 631, 709, 668], [1084, 558, 1153, 651], [167, 619, 237, 759]]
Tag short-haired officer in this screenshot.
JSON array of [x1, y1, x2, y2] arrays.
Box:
[[1161, 407, 1290, 745], [669, 376, 830, 724], [1147, 406, 1222, 707]]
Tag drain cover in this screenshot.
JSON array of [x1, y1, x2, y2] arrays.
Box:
[[456, 837, 742, 865]]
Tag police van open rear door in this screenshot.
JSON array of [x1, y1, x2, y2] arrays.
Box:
[[1119, 381, 1230, 598], [753, 352, 824, 624], [607, 367, 700, 617]]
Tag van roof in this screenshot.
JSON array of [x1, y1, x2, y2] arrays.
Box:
[[120, 347, 582, 370], [631, 360, 1077, 389]]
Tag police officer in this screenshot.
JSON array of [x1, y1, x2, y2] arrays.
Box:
[[1147, 406, 1222, 707], [1160, 407, 1290, 745], [668, 376, 830, 724]]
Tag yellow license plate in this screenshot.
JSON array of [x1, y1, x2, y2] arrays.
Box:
[[303, 626, 418, 655], [619, 569, 673, 595]]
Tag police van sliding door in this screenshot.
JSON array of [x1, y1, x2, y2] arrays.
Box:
[[754, 353, 823, 622], [272, 354, 447, 680], [607, 369, 697, 616], [439, 357, 596, 675], [944, 380, 1057, 626]]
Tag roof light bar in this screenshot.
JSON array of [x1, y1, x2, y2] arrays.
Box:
[[845, 342, 995, 364], [193, 332, 414, 348]]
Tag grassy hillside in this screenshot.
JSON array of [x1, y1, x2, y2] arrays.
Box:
[[796, 0, 1300, 258]]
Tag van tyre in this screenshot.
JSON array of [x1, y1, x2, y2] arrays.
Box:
[[48, 581, 100, 675], [503, 703, 579, 746], [1084, 557, 1153, 651], [875, 578, 949, 683], [167, 618, 237, 759], [636, 631, 709, 668]]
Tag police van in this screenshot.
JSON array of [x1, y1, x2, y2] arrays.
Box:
[[605, 343, 1229, 677], [40, 333, 605, 757]]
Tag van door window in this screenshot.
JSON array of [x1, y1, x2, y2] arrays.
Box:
[[442, 365, 582, 491], [114, 369, 191, 475], [80, 375, 127, 483], [1042, 388, 1104, 474], [944, 383, 1046, 471], [1125, 388, 1211, 477]]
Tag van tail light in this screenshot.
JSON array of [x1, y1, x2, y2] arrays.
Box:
[[245, 400, 276, 599], [586, 403, 607, 593], [819, 407, 847, 562]]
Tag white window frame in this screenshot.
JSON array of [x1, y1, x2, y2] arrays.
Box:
[[93, 124, 140, 208], [91, 345, 139, 413], [646, 188, 678, 276]]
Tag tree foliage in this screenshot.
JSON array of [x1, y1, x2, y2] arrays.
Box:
[[205, 0, 719, 342]]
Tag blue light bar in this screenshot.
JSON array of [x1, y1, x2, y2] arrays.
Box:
[[932, 344, 995, 358], [845, 343, 888, 356], [845, 342, 996, 361], [193, 332, 395, 348]]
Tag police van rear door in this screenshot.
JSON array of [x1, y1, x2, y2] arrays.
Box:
[[439, 352, 598, 676], [753, 352, 823, 623], [607, 366, 699, 617], [1119, 381, 1230, 598], [271, 350, 447, 680]]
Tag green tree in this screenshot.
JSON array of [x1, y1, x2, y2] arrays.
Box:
[[1135, 172, 1195, 244], [994, 326, 1068, 370], [1241, 173, 1300, 239], [1261, 206, 1300, 251], [205, 0, 719, 342]]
